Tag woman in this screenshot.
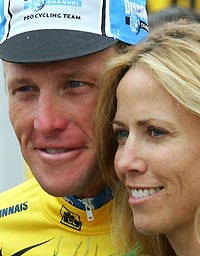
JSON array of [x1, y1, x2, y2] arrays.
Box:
[[95, 20, 200, 256]]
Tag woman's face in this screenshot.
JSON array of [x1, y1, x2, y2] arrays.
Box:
[[113, 67, 200, 239]]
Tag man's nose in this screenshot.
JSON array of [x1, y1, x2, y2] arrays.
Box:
[[33, 93, 68, 134]]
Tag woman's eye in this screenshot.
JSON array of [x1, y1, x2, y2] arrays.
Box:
[[148, 127, 167, 137], [113, 128, 129, 144]]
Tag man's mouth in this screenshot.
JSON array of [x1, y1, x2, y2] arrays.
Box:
[[42, 148, 70, 154]]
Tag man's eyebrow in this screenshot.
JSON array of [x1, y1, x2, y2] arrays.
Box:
[[6, 77, 33, 86]]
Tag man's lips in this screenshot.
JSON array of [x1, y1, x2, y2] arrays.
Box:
[[36, 146, 86, 155], [33, 146, 86, 165], [40, 148, 71, 154], [34, 142, 86, 152]]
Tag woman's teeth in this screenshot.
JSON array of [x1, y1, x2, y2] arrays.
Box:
[[131, 187, 161, 199]]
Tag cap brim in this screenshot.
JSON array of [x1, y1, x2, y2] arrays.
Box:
[[0, 29, 117, 63]]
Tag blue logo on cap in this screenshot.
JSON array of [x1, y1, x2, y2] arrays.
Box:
[[24, 0, 82, 10], [0, 0, 6, 42], [109, 0, 148, 44], [24, 0, 46, 11], [47, 0, 82, 6]]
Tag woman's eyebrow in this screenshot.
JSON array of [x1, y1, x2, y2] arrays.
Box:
[[112, 120, 124, 126]]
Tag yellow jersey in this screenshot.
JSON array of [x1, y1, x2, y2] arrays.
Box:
[[0, 178, 116, 256]]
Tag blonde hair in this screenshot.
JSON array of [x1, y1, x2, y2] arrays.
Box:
[[95, 20, 200, 255]]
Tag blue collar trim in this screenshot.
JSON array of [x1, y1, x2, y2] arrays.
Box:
[[64, 187, 113, 210]]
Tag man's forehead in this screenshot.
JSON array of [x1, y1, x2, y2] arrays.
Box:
[[3, 49, 114, 82]]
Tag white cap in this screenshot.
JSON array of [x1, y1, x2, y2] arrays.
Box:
[[0, 0, 148, 63]]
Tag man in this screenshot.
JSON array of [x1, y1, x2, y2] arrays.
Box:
[[0, 0, 148, 255]]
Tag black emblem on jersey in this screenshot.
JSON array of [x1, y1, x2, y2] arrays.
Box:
[[60, 205, 82, 231], [0, 238, 52, 255]]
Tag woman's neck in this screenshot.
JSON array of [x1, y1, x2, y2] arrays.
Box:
[[167, 224, 200, 256]]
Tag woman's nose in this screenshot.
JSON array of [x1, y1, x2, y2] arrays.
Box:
[[114, 137, 147, 177]]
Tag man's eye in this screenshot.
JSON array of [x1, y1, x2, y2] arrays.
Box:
[[148, 127, 167, 137], [113, 128, 129, 144], [18, 86, 34, 92], [67, 81, 85, 88]]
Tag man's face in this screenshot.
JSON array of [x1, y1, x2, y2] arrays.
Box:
[[4, 47, 115, 198]]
